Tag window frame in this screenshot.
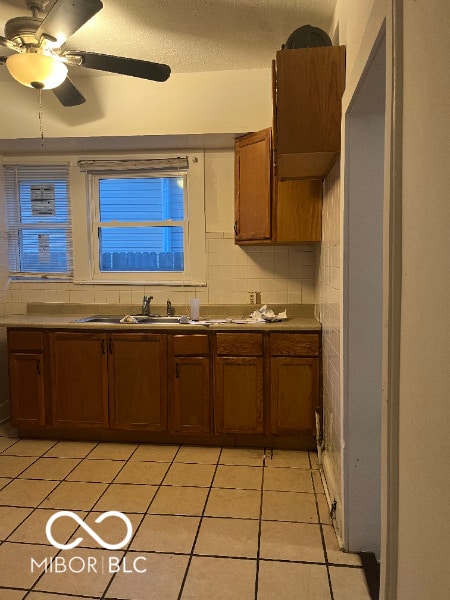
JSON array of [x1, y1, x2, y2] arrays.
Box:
[[77, 152, 206, 286]]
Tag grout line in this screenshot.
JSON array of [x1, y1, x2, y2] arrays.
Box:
[[175, 447, 223, 600], [254, 447, 267, 600]]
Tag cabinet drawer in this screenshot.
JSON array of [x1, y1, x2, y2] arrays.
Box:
[[8, 329, 44, 352], [173, 334, 209, 356], [216, 333, 263, 356], [270, 333, 319, 356]]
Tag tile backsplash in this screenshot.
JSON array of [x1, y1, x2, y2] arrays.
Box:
[[0, 234, 318, 316]]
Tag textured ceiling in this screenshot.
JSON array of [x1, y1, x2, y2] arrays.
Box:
[[0, 0, 337, 78]]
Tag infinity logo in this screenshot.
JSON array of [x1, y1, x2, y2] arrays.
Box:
[[46, 511, 133, 550]]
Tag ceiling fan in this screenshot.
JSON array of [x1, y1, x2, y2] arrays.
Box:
[[0, 0, 171, 106]]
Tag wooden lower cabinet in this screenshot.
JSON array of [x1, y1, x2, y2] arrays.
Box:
[[108, 333, 167, 430], [169, 334, 211, 433], [271, 357, 319, 435], [49, 331, 108, 428], [214, 333, 264, 434], [269, 333, 320, 436], [7, 327, 321, 448]]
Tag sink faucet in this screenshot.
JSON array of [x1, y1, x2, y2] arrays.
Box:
[[166, 300, 173, 316], [142, 295, 153, 316]]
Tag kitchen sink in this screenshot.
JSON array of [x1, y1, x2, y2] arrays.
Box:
[[73, 315, 182, 324]]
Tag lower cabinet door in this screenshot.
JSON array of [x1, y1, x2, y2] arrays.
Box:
[[271, 357, 319, 434], [214, 356, 264, 434], [171, 357, 211, 433], [50, 332, 108, 428], [9, 352, 46, 427], [108, 333, 167, 430]]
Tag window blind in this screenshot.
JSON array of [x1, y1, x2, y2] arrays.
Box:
[[77, 157, 189, 172], [3, 164, 73, 277]]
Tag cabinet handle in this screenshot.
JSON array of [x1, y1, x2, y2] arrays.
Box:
[[36, 358, 41, 375], [234, 221, 239, 235], [108, 338, 113, 354], [175, 363, 180, 378]]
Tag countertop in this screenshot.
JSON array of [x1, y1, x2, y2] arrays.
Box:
[[0, 303, 320, 332], [0, 314, 320, 332]]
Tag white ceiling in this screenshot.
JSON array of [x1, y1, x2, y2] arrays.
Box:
[[0, 0, 337, 78]]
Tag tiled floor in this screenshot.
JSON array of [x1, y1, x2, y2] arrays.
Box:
[[0, 423, 371, 600]]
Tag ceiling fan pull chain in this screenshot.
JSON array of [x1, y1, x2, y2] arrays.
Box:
[[38, 88, 44, 147]]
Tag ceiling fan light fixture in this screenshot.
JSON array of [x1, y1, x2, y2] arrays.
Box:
[[6, 52, 68, 90]]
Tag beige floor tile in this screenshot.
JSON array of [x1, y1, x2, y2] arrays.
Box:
[[87, 442, 138, 460], [309, 451, 320, 469], [219, 447, 265, 466], [213, 465, 263, 490], [265, 449, 311, 469], [19, 457, 81, 481], [312, 470, 325, 493], [35, 548, 122, 597], [1, 439, 57, 456], [258, 560, 331, 600], [0, 542, 58, 588], [44, 440, 98, 458], [262, 490, 318, 523], [131, 514, 200, 553], [115, 461, 169, 485], [0, 437, 18, 452], [163, 462, 216, 487], [149, 486, 208, 516], [65, 458, 125, 483], [0, 590, 27, 600], [9, 508, 85, 545], [329, 566, 371, 600], [322, 525, 362, 566], [181, 556, 256, 600], [0, 505, 32, 539], [205, 488, 261, 519], [175, 445, 221, 464], [106, 552, 189, 600], [0, 454, 37, 477], [194, 517, 259, 558], [72, 511, 143, 549], [39, 481, 108, 511], [0, 477, 11, 490], [0, 478, 58, 507], [130, 444, 179, 462], [264, 466, 314, 493], [317, 494, 332, 524], [93, 483, 157, 513], [260, 521, 325, 562]]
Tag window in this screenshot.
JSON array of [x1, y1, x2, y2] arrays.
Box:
[[78, 156, 206, 284], [96, 175, 185, 272], [4, 164, 72, 277]]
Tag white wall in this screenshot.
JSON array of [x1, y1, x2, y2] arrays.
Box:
[[396, 1, 450, 597], [0, 69, 272, 139]]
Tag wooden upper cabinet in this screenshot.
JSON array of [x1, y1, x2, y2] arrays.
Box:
[[234, 128, 272, 242], [273, 46, 346, 179], [235, 129, 322, 244]]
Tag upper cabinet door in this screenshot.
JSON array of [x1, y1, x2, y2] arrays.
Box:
[[234, 128, 272, 242], [274, 46, 346, 179]]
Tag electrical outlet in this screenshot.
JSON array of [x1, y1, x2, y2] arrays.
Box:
[[249, 292, 261, 304]]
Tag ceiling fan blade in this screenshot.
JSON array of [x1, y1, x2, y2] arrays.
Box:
[[52, 76, 86, 106], [65, 51, 171, 82], [35, 0, 103, 46]]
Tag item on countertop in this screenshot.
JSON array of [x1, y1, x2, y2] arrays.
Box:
[[249, 305, 288, 322]]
